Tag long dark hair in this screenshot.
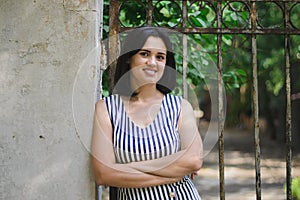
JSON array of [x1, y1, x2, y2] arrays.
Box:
[[112, 26, 177, 96]]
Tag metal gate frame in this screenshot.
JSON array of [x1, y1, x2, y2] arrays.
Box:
[[99, 1, 300, 199]]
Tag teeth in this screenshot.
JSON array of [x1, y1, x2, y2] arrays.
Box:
[[144, 68, 156, 75], [144, 68, 156, 71]]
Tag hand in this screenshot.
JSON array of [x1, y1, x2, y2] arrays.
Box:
[[190, 171, 198, 180]]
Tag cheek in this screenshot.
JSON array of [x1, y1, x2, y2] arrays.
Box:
[[159, 64, 165, 73], [129, 60, 137, 69], [130, 55, 147, 68], [157, 65, 166, 78]]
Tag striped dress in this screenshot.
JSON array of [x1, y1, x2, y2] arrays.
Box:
[[104, 93, 201, 200]]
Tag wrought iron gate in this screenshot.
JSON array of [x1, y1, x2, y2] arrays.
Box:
[[98, 1, 300, 199]]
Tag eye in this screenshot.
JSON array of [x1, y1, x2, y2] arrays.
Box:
[[156, 55, 165, 61], [139, 51, 149, 57]]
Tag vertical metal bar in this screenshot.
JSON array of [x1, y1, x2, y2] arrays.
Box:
[[182, 0, 187, 27], [109, 187, 118, 200], [284, 2, 292, 200], [96, 183, 102, 200], [218, 36, 225, 200], [147, 0, 153, 25], [217, 1, 225, 200], [252, 23, 262, 200], [285, 31, 292, 200], [182, 35, 188, 99], [108, 0, 120, 93], [251, 2, 261, 200], [182, 1, 188, 99], [108, 1, 120, 199]]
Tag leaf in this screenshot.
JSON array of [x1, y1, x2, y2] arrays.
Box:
[[202, 59, 209, 66], [160, 7, 170, 18], [236, 69, 247, 77], [190, 16, 202, 27], [201, 8, 210, 16]]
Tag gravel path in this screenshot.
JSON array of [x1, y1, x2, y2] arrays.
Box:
[[194, 127, 300, 200]]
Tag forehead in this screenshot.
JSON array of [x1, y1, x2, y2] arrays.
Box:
[[142, 36, 167, 52]]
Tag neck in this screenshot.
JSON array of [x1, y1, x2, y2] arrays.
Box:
[[132, 84, 163, 102]]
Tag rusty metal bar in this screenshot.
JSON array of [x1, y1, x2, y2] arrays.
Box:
[[218, 37, 225, 200], [182, 0, 187, 28], [250, 2, 261, 200], [182, 1, 188, 99], [182, 35, 188, 99], [119, 27, 300, 35], [108, 1, 120, 199], [108, 0, 120, 94], [216, 1, 225, 200], [285, 29, 292, 200], [284, 2, 293, 200], [252, 23, 262, 200], [147, 0, 153, 25]]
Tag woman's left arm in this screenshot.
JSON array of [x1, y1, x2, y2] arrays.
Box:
[[128, 98, 203, 178]]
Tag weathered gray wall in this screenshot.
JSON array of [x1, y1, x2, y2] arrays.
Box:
[[0, 0, 99, 199]]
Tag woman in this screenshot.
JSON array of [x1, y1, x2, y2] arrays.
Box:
[[92, 26, 203, 200]]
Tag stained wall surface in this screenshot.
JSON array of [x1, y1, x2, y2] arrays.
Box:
[[0, 0, 99, 199]]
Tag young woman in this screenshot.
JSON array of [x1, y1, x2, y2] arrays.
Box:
[[92, 26, 203, 200]]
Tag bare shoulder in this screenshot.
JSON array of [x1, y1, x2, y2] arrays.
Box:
[[181, 98, 194, 114], [178, 98, 196, 128], [95, 99, 106, 111], [94, 99, 110, 120], [178, 98, 199, 136], [93, 98, 113, 135]]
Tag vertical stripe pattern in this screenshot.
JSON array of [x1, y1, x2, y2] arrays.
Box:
[[104, 94, 201, 200]]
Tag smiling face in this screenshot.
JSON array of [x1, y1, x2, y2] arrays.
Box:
[[129, 36, 167, 89]]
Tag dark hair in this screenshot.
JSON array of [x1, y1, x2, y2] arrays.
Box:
[[113, 26, 177, 96]]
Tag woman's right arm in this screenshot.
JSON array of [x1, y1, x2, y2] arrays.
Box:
[[91, 100, 182, 188]]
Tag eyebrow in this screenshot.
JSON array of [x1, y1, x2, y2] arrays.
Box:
[[140, 49, 167, 55]]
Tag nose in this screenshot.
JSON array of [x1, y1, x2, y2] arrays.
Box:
[[146, 56, 156, 66]]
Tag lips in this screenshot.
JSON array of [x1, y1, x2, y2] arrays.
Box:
[[143, 68, 157, 76]]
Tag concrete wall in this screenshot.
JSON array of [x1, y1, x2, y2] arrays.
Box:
[[0, 0, 100, 199]]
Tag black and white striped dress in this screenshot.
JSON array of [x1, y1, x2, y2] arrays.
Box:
[[104, 94, 201, 200]]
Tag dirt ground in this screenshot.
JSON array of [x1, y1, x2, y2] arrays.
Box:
[[195, 127, 300, 200]]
